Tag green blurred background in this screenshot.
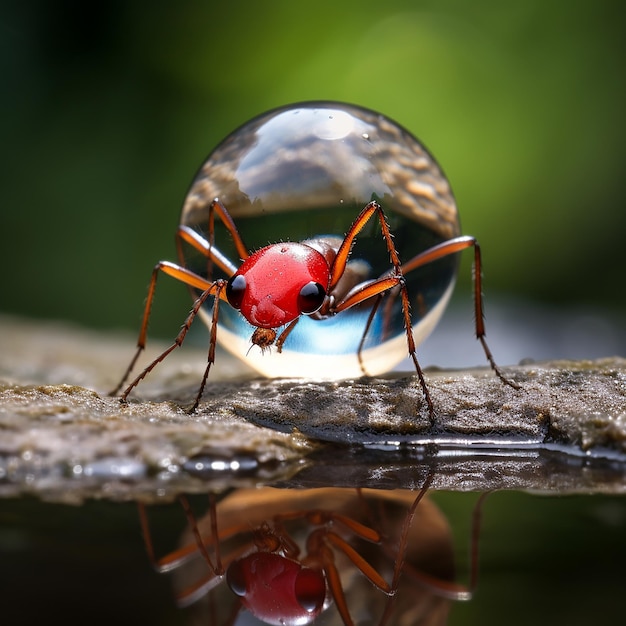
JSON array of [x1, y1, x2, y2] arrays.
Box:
[[1, 4, 625, 625], [2, 0, 625, 343]]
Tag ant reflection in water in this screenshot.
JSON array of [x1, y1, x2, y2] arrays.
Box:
[[139, 480, 484, 625]]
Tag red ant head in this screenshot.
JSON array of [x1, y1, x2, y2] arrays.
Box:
[[226, 242, 330, 329], [226, 552, 327, 626]]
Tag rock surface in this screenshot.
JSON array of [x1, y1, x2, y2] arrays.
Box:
[[1, 315, 625, 502]]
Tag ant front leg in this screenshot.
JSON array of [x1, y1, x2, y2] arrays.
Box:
[[377, 470, 434, 626], [330, 201, 436, 422], [137, 497, 222, 575], [110, 258, 228, 412], [138, 495, 234, 611], [377, 474, 490, 626]]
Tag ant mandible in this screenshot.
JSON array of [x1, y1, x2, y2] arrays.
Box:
[[111, 102, 519, 422]]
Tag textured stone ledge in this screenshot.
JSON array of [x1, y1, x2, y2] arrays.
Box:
[[1, 315, 624, 501]]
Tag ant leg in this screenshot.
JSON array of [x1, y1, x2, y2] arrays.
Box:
[[179, 494, 224, 576], [356, 293, 384, 375], [377, 471, 435, 626], [190, 281, 226, 412], [110, 262, 222, 397], [323, 531, 392, 594], [273, 505, 382, 546], [401, 236, 520, 390], [308, 520, 392, 626], [275, 318, 300, 353], [207, 198, 249, 261], [117, 274, 226, 411], [322, 552, 355, 626], [293, 499, 399, 626], [334, 274, 436, 423], [300, 526, 372, 626], [138, 501, 160, 570], [386, 489, 490, 606], [330, 201, 436, 422], [355, 286, 408, 374], [177, 225, 239, 277], [137, 497, 221, 575], [329, 201, 402, 290], [388, 472, 434, 591], [176, 198, 249, 278], [206, 198, 248, 283], [466, 491, 490, 596], [144, 495, 246, 609], [122, 281, 224, 410]]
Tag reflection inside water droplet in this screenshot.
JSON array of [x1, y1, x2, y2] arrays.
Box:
[[179, 102, 461, 379]]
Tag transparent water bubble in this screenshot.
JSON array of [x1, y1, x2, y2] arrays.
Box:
[[179, 102, 460, 378]]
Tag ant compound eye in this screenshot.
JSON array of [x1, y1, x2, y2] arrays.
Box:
[[226, 274, 247, 309], [297, 282, 326, 314], [226, 560, 247, 597], [294, 568, 326, 613]]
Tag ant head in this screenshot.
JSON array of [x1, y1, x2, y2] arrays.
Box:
[[226, 243, 329, 328]]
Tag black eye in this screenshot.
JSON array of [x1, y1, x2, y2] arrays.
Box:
[[294, 567, 326, 613], [226, 560, 247, 597], [226, 274, 246, 309], [298, 281, 326, 314]]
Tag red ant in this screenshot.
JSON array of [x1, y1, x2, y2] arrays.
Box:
[[138, 480, 486, 625], [111, 197, 517, 421], [111, 103, 519, 421]]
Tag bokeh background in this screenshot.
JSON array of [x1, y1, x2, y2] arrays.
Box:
[[2, 0, 625, 363], [1, 2, 625, 626]]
